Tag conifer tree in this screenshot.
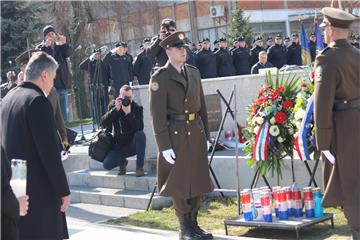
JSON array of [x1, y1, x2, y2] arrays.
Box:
[[225, 7, 254, 47]]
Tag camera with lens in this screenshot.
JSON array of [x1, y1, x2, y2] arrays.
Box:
[[120, 96, 131, 107]]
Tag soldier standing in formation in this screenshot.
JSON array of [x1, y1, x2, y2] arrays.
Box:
[[212, 39, 220, 52], [308, 32, 317, 62], [195, 38, 217, 79], [133, 38, 154, 85], [264, 36, 274, 51], [249, 36, 264, 67], [286, 33, 302, 65], [267, 34, 287, 69], [149, 31, 214, 240], [232, 36, 250, 75], [215, 38, 236, 77], [103, 42, 134, 98], [314, 7, 359, 240]]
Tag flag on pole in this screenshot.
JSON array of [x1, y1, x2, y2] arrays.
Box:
[[314, 22, 325, 51], [301, 21, 311, 65]]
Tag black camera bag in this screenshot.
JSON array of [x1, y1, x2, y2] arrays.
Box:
[[88, 130, 114, 162]]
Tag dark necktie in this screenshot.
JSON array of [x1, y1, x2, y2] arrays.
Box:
[[181, 68, 187, 81]]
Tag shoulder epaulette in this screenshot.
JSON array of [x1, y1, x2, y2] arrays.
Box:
[[185, 64, 198, 70], [320, 47, 330, 54]]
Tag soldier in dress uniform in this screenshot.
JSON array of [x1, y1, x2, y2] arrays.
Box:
[[284, 36, 291, 47], [149, 31, 214, 240], [314, 7, 359, 240], [196, 38, 217, 79], [213, 39, 220, 52], [286, 33, 302, 65], [264, 36, 274, 51], [232, 36, 250, 75], [215, 38, 236, 77], [267, 34, 287, 69], [249, 36, 264, 67], [308, 32, 317, 62]]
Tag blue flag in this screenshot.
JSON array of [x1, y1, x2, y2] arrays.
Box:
[[314, 22, 325, 51], [301, 22, 311, 65]]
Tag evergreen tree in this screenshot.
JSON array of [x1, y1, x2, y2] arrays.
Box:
[[1, 1, 46, 79], [225, 7, 254, 48]]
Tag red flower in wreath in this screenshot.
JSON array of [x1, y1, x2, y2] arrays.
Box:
[[301, 82, 308, 89], [258, 86, 270, 97], [251, 104, 257, 114], [276, 86, 285, 92], [256, 97, 267, 105], [269, 91, 279, 101], [275, 111, 287, 124], [282, 100, 293, 109]]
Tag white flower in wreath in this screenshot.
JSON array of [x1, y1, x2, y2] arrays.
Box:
[[251, 117, 257, 125], [277, 136, 285, 143], [254, 125, 260, 135], [296, 121, 301, 129], [256, 117, 264, 125], [269, 125, 280, 137], [288, 127, 294, 135], [270, 117, 276, 125], [294, 108, 306, 120]]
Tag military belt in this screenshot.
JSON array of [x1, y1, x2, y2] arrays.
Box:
[[333, 99, 360, 111], [167, 113, 198, 121]]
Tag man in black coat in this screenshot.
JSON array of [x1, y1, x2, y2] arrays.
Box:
[[232, 36, 250, 75], [215, 38, 236, 77], [103, 42, 134, 98], [146, 18, 177, 70], [287, 33, 302, 65], [36, 25, 72, 121], [133, 38, 154, 85], [1, 52, 70, 240], [101, 85, 146, 177], [249, 36, 264, 67], [267, 34, 287, 69], [196, 38, 217, 79], [264, 36, 274, 51], [251, 51, 274, 74], [309, 32, 317, 62]]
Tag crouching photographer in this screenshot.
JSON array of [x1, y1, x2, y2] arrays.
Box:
[[100, 85, 146, 177]]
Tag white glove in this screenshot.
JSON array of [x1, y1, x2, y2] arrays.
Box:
[[322, 150, 335, 164], [207, 141, 212, 151], [162, 149, 176, 164]]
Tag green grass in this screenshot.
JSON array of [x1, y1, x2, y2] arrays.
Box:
[[65, 118, 93, 128], [106, 196, 352, 239]]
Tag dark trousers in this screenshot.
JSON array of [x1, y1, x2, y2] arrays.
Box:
[[103, 131, 146, 170], [173, 196, 201, 217]]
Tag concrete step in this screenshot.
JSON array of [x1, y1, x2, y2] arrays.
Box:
[[89, 157, 157, 173], [70, 186, 172, 210], [68, 170, 157, 192]]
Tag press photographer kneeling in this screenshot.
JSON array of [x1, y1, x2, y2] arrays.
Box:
[[101, 85, 146, 177]]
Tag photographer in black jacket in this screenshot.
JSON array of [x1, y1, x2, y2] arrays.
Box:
[[101, 85, 146, 177]]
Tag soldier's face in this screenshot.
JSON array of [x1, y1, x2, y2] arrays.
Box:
[[116, 47, 126, 56], [275, 38, 282, 45], [202, 42, 210, 50], [166, 46, 187, 64], [239, 41, 245, 48]]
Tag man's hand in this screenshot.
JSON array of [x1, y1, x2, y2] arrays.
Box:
[[115, 97, 122, 111], [58, 35, 66, 45], [18, 195, 29, 216], [60, 195, 71, 212], [122, 104, 131, 115], [322, 150, 335, 164], [6, 71, 16, 82], [162, 149, 176, 164]]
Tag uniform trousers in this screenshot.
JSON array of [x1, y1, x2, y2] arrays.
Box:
[[172, 196, 201, 217]]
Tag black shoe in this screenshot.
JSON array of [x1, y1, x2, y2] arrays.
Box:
[[117, 158, 128, 175], [178, 214, 201, 240], [189, 212, 213, 239]]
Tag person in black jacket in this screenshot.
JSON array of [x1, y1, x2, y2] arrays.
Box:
[[103, 42, 134, 98], [36, 25, 72, 121], [215, 38, 236, 77], [133, 38, 154, 85], [249, 36, 264, 67], [251, 51, 274, 74], [213, 39, 220, 52], [264, 36, 274, 51], [1, 51, 70, 240], [267, 34, 287, 69], [101, 85, 146, 177], [146, 18, 177, 70], [232, 36, 250, 75], [196, 38, 217, 79], [287, 33, 302, 66], [309, 32, 317, 62], [1, 149, 29, 240]]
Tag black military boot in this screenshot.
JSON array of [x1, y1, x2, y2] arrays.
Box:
[[189, 212, 214, 239], [178, 214, 201, 240]]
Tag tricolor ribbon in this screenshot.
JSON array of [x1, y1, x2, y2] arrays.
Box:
[[253, 121, 270, 161], [295, 94, 314, 161]]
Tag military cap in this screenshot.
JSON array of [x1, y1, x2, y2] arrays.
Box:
[[43, 25, 55, 38], [320, 7, 356, 29], [159, 31, 186, 49], [284, 36, 290, 41], [197, 40, 202, 44], [115, 42, 127, 48], [202, 38, 210, 43], [161, 18, 176, 28], [15, 49, 37, 66], [291, 33, 299, 38], [143, 37, 151, 43], [233, 38, 238, 43], [237, 36, 245, 42], [213, 39, 219, 45], [275, 34, 283, 39], [310, 32, 316, 36], [255, 36, 263, 42], [266, 37, 273, 42], [219, 37, 227, 42]]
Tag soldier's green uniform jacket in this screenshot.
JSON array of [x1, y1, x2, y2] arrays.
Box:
[[149, 62, 214, 199], [314, 39, 360, 229]]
